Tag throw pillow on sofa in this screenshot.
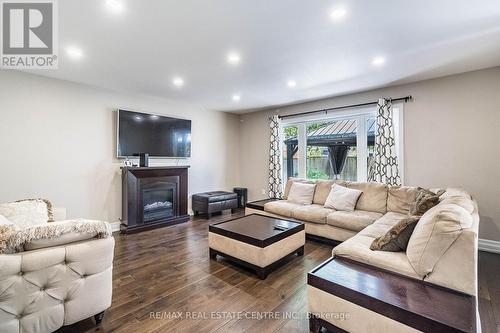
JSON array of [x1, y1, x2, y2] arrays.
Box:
[[409, 188, 442, 216], [0, 215, 13, 226], [370, 216, 420, 252], [324, 184, 362, 211], [287, 182, 316, 205], [0, 199, 53, 228]]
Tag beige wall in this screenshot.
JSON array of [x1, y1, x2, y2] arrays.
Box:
[[238, 67, 500, 241], [0, 71, 240, 222]]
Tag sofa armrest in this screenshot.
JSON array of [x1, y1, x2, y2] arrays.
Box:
[[20, 220, 112, 251], [24, 230, 101, 251], [53, 207, 67, 221]]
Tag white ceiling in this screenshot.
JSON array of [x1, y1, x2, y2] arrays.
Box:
[[26, 0, 500, 113]]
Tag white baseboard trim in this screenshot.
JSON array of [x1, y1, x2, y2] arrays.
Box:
[[478, 238, 500, 254], [110, 222, 121, 232]]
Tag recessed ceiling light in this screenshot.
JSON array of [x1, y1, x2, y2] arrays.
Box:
[[105, 0, 125, 14], [65, 46, 83, 59], [134, 116, 142, 121], [150, 115, 159, 120], [372, 56, 386, 66], [330, 7, 347, 21], [232, 94, 241, 102], [227, 52, 241, 65], [287, 80, 297, 88], [172, 77, 184, 87]]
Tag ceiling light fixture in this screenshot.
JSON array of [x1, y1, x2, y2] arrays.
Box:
[[227, 52, 241, 65], [65, 46, 83, 59], [172, 77, 184, 87], [287, 80, 297, 88], [105, 0, 125, 14], [232, 94, 241, 102], [330, 7, 347, 21], [372, 56, 386, 66]]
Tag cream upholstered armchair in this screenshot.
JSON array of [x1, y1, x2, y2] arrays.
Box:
[[0, 206, 115, 333]]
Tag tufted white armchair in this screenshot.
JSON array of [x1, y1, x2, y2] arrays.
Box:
[[0, 208, 115, 333]]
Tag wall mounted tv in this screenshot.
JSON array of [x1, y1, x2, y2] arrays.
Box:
[[117, 110, 191, 158]]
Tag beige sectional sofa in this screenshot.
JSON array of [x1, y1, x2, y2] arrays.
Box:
[[0, 209, 115, 333], [247, 179, 479, 331], [246, 178, 479, 296]]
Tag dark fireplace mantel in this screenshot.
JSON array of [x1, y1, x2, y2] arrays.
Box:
[[121, 166, 189, 233]]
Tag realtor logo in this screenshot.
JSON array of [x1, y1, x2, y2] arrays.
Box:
[[1, 0, 58, 69]]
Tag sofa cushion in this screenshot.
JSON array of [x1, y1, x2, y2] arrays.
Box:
[[283, 178, 315, 199], [370, 216, 420, 252], [347, 182, 388, 214], [358, 212, 409, 238], [292, 204, 334, 224], [327, 210, 383, 232], [333, 234, 421, 279], [387, 186, 419, 214], [263, 200, 303, 218], [406, 203, 472, 276], [287, 182, 316, 204], [313, 180, 346, 205], [324, 184, 362, 211]]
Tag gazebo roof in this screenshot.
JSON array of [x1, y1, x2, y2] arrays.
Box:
[[285, 118, 376, 146]]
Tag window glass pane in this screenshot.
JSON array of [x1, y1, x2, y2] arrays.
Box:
[[306, 120, 357, 181], [282, 125, 298, 180]]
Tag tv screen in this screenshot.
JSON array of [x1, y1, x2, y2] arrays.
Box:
[[117, 110, 191, 158]]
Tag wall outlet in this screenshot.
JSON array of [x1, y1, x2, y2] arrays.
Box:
[[261, 189, 266, 195]]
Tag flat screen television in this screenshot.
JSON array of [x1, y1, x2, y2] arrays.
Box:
[[117, 110, 191, 158]]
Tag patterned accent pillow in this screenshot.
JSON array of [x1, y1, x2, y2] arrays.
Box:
[[370, 216, 420, 252], [0, 199, 53, 228], [409, 188, 442, 216]]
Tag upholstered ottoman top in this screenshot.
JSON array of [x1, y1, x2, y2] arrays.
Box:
[[192, 191, 237, 202]]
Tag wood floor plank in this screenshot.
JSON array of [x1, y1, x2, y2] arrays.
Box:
[[56, 211, 500, 333]]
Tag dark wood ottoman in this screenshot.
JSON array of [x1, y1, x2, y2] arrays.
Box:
[[192, 191, 238, 219], [208, 214, 305, 279]]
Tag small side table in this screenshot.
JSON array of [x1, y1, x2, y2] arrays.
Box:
[[246, 198, 281, 211]]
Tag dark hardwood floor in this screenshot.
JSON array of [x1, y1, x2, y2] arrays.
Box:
[[58, 210, 500, 333]]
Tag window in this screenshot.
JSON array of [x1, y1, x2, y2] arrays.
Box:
[[281, 105, 403, 183]]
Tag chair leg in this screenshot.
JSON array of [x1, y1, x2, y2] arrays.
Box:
[[94, 311, 105, 326], [309, 316, 322, 333]]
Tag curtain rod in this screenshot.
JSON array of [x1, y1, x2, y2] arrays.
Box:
[[278, 95, 412, 119]]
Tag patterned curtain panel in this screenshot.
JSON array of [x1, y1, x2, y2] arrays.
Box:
[[268, 115, 283, 198], [368, 98, 402, 186]]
